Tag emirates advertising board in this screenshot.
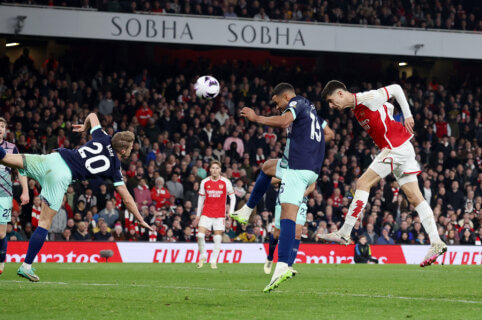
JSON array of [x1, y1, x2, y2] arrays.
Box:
[[5, 242, 482, 265]]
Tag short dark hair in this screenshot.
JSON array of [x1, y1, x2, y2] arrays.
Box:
[[272, 83, 295, 96], [321, 80, 347, 100]]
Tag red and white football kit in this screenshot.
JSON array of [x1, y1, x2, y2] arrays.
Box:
[[197, 176, 235, 231], [354, 85, 420, 186]]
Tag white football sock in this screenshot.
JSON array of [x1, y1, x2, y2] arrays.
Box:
[[271, 262, 288, 281], [339, 190, 369, 236], [416, 201, 441, 243], [22, 262, 32, 270], [0, 262, 4, 270], [212, 235, 222, 264], [197, 232, 206, 259]]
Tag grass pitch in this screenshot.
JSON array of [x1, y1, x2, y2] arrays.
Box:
[[1, 263, 480, 319]]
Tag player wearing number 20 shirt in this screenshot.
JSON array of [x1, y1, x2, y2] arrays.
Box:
[[0, 113, 152, 282], [58, 127, 124, 186]]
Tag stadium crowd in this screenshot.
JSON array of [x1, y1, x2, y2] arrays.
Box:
[[2, 0, 481, 31], [0, 46, 481, 245]]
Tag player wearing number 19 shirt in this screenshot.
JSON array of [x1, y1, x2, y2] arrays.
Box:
[[233, 83, 327, 293], [0, 113, 151, 282], [320, 80, 447, 267]]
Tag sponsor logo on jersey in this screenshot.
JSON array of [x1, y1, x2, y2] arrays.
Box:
[[359, 119, 371, 130], [107, 144, 114, 157], [289, 101, 297, 108]]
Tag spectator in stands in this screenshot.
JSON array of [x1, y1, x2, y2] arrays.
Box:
[[22, 222, 34, 240], [94, 221, 113, 241], [377, 227, 395, 245], [179, 226, 195, 242], [95, 183, 112, 211], [72, 222, 91, 241], [363, 223, 378, 245], [234, 226, 256, 242], [6, 223, 23, 241], [0, 39, 481, 246], [395, 220, 414, 243], [99, 91, 114, 115], [166, 173, 184, 200], [459, 228, 475, 245], [98, 200, 120, 228], [151, 177, 171, 208], [112, 222, 126, 241], [78, 188, 97, 211], [134, 178, 152, 210], [61, 228, 73, 241]]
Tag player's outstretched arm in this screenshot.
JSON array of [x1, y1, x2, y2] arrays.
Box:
[[19, 175, 29, 205], [115, 184, 153, 231], [241, 107, 294, 128], [324, 124, 335, 142], [193, 195, 205, 227], [304, 182, 316, 197], [72, 113, 101, 133], [385, 84, 414, 134]]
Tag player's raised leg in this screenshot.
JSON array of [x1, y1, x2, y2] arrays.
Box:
[[230, 159, 277, 224], [17, 203, 57, 282], [265, 228, 279, 274], [401, 181, 447, 267], [321, 168, 381, 245]]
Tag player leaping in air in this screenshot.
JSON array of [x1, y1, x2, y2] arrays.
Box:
[[0, 113, 151, 281], [233, 83, 332, 292], [319, 80, 447, 267], [193, 160, 235, 269], [264, 180, 316, 276]]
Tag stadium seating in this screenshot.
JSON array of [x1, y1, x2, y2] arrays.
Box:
[[1, 43, 480, 245], [2, 0, 481, 31]]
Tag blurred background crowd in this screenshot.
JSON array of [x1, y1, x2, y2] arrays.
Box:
[[2, 0, 481, 31], [0, 42, 481, 246]]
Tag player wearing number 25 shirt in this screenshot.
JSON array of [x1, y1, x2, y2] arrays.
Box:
[[0, 113, 152, 282]]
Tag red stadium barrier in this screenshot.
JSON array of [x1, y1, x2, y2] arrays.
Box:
[[264, 244, 407, 264], [6, 242, 123, 263], [5, 242, 482, 264]]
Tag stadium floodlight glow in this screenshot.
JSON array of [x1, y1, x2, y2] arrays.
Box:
[[6, 42, 20, 47], [398, 62, 408, 66]]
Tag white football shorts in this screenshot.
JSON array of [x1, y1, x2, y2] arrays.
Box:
[[369, 140, 421, 186], [199, 216, 225, 231]]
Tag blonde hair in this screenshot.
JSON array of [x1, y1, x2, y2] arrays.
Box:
[[209, 160, 222, 170], [112, 131, 135, 153], [0, 117, 7, 126]]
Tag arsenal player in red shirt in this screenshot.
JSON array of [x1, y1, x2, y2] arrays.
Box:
[[320, 80, 446, 267], [193, 160, 235, 269]]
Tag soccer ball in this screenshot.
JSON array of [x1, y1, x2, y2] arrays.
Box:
[[194, 75, 220, 99]]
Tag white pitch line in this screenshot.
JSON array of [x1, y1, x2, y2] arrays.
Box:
[[307, 291, 482, 305], [4, 280, 481, 304]]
